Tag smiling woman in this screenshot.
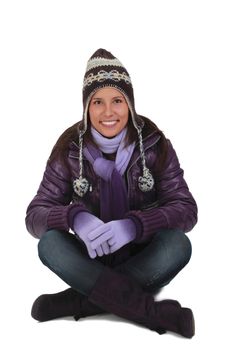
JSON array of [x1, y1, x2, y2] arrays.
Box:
[[25, 48, 197, 338], [89, 87, 129, 138]]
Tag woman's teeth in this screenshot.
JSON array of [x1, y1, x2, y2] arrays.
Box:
[[101, 121, 118, 126]]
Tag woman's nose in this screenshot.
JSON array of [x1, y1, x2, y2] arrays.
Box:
[[104, 103, 114, 117]]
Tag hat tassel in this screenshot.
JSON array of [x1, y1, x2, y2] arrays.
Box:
[[137, 128, 155, 192]]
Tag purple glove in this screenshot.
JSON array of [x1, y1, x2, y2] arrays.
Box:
[[88, 219, 137, 254], [73, 212, 110, 258]]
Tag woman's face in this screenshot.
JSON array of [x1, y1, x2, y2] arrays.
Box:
[[88, 87, 129, 138]]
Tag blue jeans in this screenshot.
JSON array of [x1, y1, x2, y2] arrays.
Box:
[[38, 228, 192, 296]]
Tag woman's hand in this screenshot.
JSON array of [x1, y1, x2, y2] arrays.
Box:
[[88, 219, 137, 254], [73, 212, 110, 258]]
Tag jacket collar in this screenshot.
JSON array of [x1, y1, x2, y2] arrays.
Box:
[[126, 129, 161, 170]]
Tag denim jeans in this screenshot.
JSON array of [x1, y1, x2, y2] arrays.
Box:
[[38, 228, 192, 296]]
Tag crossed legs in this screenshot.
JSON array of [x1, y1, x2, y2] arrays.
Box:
[[37, 228, 192, 295], [32, 228, 194, 337]]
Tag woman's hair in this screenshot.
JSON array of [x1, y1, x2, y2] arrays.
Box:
[[47, 115, 168, 173]]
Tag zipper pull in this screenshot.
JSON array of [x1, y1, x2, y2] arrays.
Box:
[[89, 184, 93, 192]]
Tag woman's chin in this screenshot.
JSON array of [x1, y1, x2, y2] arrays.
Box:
[[98, 127, 122, 138]]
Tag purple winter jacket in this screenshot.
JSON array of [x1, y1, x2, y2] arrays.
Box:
[[25, 117, 197, 266]]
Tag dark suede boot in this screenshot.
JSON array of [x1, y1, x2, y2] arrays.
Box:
[[88, 267, 195, 338], [74, 295, 106, 321], [31, 288, 105, 322]]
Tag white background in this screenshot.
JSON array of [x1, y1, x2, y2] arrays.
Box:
[[1, 0, 232, 348]]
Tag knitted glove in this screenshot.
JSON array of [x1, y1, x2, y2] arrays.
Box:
[[88, 219, 137, 254], [73, 212, 110, 258]]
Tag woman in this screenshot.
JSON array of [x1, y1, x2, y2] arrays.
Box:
[[25, 48, 198, 338]]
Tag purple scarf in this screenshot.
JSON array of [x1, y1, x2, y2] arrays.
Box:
[[83, 127, 135, 222]]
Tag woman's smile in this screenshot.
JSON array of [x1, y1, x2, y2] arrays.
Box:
[[100, 120, 120, 128]]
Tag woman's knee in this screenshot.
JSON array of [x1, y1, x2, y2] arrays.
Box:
[[174, 229, 192, 266], [143, 229, 192, 289], [156, 228, 192, 268], [38, 229, 66, 265], [118, 229, 192, 291]]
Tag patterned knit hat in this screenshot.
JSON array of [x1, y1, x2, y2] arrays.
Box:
[[73, 48, 155, 197]]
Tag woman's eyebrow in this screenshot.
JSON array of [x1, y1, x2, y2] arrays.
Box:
[[92, 96, 123, 100]]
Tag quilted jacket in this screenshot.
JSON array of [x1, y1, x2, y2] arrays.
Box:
[[25, 117, 198, 266]]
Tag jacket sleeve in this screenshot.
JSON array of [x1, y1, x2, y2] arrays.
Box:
[[25, 158, 89, 239], [125, 140, 198, 243]]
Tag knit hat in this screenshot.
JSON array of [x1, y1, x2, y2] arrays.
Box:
[[73, 48, 155, 197], [81, 48, 143, 133]]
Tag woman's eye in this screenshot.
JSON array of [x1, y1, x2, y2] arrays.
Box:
[[93, 100, 101, 105], [114, 99, 122, 103]]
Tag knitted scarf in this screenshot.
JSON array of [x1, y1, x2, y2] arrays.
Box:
[[83, 127, 135, 222]]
